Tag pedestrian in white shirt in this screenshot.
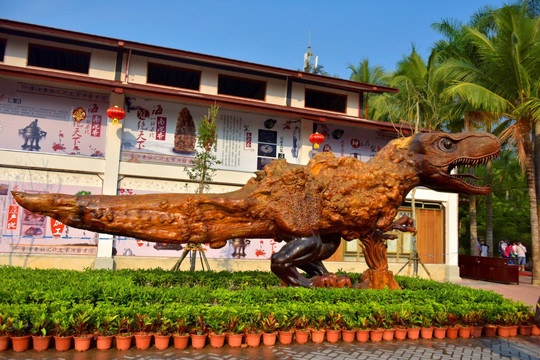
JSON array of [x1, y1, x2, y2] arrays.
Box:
[[516, 242, 527, 272]]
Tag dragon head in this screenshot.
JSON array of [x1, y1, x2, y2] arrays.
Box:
[[409, 132, 500, 195]]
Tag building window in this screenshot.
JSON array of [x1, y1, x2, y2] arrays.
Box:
[[0, 39, 5, 62], [27, 44, 90, 74], [218, 74, 266, 100], [305, 89, 347, 113], [147, 63, 201, 90]]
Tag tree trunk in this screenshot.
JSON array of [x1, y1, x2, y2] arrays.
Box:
[[485, 160, 494, 257], [470, 195, 478, 256], [524, 145, 540, 285]]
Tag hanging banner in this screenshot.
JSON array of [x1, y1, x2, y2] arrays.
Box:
[[121, 97, 301, 172], [0, 78, 108, 157]]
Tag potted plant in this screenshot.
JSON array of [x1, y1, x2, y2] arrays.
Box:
[[173, 317, 190, 350], [9, 317, 31, 352], [114, 316, 134, 350], [310, 316, 326, 344], [391, 309, 410, 341], [244, 313, 262, 347], [0, 314, 11, 351], [226, 315, 244, 348], [462, 311, 482, 338], [326, 311, 342, 344], [134, 313, 154, 350], [154, 315, 173, 350], [190, 315, 209, 349], [52, 314, 73, 351], [71, 310, 93, 352], [419, 315, 434, 340], [432, 311, 449, 339], [368, 311, 385, 342], [355, 316, 370, 343], [481, 308, 498, 337], [517, 311, 534, 336], [207, 316, 227, 348], [340, 313, 356, 343], [293, 315, 310, 344], [260, 312, 279, 346], [30, 313, 52, 352], [446, 313, 459, 339], [277, 315, 295, 345], [95, 314, 118, 351], [406, 312, 422, 340]]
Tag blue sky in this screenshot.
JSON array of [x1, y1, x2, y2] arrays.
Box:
[[1, 0, 508, 79]]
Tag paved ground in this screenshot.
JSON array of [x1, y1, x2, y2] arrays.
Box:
[[452, 273, 539, 309], [0, 336, 539, 360]]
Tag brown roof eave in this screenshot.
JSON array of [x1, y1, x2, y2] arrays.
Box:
[[0, 64, 406, 133]]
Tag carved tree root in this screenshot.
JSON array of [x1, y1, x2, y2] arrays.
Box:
[[353, 269, 401, 290]]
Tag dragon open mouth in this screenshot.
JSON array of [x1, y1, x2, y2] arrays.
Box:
[[446, 151, 500, 191]]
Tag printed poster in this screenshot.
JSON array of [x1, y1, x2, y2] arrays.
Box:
[[0, 78, 108, 157], [121, 97, 301, 172]]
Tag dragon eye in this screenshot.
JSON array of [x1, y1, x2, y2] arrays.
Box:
[[439, 138, 456, 152]]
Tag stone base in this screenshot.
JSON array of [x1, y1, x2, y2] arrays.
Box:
[[444, 264, 460, 282], [93, 257, 115, 270], [353, 269, 401, 290]]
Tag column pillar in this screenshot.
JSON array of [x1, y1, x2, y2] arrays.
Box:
[[94, 91, 125, 270]]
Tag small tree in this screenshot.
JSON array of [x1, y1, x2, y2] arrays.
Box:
[[184, 104, 221, 194]]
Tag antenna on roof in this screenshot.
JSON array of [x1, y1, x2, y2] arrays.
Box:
[[303, 30, 314, 72]]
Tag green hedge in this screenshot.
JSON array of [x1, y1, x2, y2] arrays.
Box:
[[0, 266, 533, 335]]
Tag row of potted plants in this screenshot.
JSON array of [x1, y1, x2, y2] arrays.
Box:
[[0, 305, 537, 352]]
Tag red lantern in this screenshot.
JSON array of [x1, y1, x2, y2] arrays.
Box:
[[106, 106, 126, 125], [309, 132, 325, 149]]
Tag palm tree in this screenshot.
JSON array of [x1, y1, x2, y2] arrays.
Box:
[[437, 4, 540, 283], [347, 59, 386, 120]]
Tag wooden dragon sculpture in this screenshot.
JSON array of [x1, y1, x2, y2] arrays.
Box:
[[12, 131, 500, 289]]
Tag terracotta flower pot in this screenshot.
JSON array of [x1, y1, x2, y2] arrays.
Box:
[[471, 326, 483, 338], [420, 327, 433, 340], [311, 330, 325, 344], [209, 333, 226, 348], [356, 329, 370, 343], [446, 327, 459, 339], [190, 334, 207, 349], [407, 328, 420, 340], [115, 335, 133, 351], [154, 334, 171, 349], [532, 325, 540, 336], [0, 335, 10, 351], [262, 332, 277, 346], [134, 333, 153, 350], [96, 335, 114, 350], [394, 328, 407, 340], [54, 335, 73, 351], [341, 329, 356, 343], [433, 327, 446, 339], [246, 333, 261, 347], [173, 334, 189, 349], [497, 326, 511, 338], [370, 329, 383, 342], [518, 325, 533, 336], [509, 325, 519, 337], [295, 330, 309, 344], [32, 335, 52, 352], [484, 325, 497, 337], [11, 335, 31, 352], [383, 328, 395, 341], [326, 329, 340, 343], [458, 327, 471, 339], [278, 331, 293, 345], [227, 333, 243, 348], [74, 335, 92, 352]]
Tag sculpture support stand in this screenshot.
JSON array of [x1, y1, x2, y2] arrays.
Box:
[[396, 251, 433, 280], [171, 244, 211, 271]]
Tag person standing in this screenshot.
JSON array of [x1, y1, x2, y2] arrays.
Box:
[[479, 241, 489, 257], [516, 242, 527, 272]]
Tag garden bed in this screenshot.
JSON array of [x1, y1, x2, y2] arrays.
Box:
[[0, 266, 536, 352]]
